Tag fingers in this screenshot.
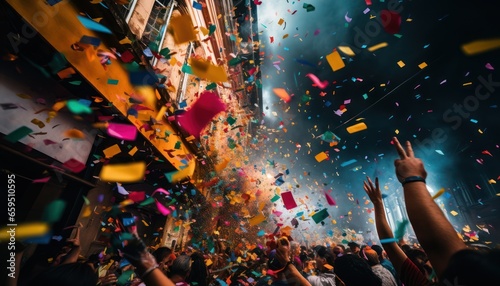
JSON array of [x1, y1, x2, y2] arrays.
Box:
[[393, 137, 407, 159], [405, 141, 415, 157]]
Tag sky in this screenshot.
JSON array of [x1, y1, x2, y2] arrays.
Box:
[[238, 0, 500, 243]]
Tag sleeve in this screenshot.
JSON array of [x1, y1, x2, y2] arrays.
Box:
[[399, 258, 431, 286]]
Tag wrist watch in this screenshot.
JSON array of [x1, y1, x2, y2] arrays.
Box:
[[401, 176, 426, 186]]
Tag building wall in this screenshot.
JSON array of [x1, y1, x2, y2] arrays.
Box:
[[128, 0, 156, 38]]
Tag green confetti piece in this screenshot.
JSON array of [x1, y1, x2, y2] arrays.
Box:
[[107, 79, 119, 85], [67, 99, 92, 114], [4, 126, 33, 143], [206, 82, 217, 90], [68, 80, 82, 85], [394, 219, 409, 240], [139, 197, 155, 206], [82, 195, 90, 205], [42, 200, 66, 223], [312, 208, 329, 224], [270, 194, 281, 202], [159, 47, 171, 58], [117, 270, 134, 286], [47, 52, 68, 74], [174, 141, 181, 149], [181, 63, 193, 74]]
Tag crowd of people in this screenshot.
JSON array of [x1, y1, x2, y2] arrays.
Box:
[[6, 138, 500, 286]]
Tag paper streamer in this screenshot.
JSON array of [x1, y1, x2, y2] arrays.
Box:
[[305, 73, 329, 89]]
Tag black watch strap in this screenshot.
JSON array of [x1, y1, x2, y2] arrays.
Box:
[[402, 176, 426, 186]]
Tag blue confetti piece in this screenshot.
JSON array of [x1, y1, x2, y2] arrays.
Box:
[[363, 93, 368, 100], [470, 119, 478, 123], [77, 15, 112, 34], [341, 159, 357, 167]]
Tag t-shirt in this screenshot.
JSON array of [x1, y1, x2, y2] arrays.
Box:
[[372, 264, 398, 286], [380, 258, 398, 281], [400, 258, 431, 286], [307, 272, 336, 286]]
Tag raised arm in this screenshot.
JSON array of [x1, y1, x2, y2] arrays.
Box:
[[392, 137, 466, 279], [363, 177, 407, 275]]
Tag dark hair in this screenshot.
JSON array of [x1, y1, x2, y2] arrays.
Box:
[[153, 246, 172, 263], [314, 246, 335, 266], [371, 245, 383, 257], [348, 241, 360, 249], [168, 254, 192, 278], [35, 262, 98, 286], [186, 252, 208, 286], [334, 254, 382, 286], [441, 248, 500, 286]]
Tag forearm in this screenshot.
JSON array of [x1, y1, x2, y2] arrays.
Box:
[[284, 264, 311, 286], [373, 201, 394, 240], [373, 201, 406, 275], [140, 268, 176, 286], [403, 182, 466, 277]]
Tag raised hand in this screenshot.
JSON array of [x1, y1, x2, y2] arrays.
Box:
[[363, 177, 382, 205], [392, 137, 427, 183]]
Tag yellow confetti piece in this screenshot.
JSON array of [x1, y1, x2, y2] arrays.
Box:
[[488, 179, 496, 184], [332, 219, 337, 224], [368, 218, 374, 224], [346, 122, 368, 134], [170, 14, 197, 44], [278, 18, 285, 25], [395, 129, 399, 134], [397, 60, 405, 68], [461, 38, 500, 55], [249, 213, 266, 226], [64, 129, 85, 139], [450, 210, 459, 216], [0, 222, 50, 240], [315, 152, 329, 162], [478, 129, 483, 134], [367, 42, 388, 52], [99, 161, 146, 183], [129, 146, 138, 156], [338, 46, 356, 56], [432, 188, 445, 200], [142, 220, 149, 226], [103, 144, 122, 158], [418, 62, 428, 69], [82, 205, 92, 217], [326, 50, 345, 71], [205, 259, 213, 266], [463, 82, 473, 86]]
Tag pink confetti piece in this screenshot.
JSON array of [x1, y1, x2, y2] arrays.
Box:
[[345, 12, 352, 23], [152, 187, 170, 196], [314, 29, 320, 35], [155, 199, 171, 215], [305, 73, 329, 89], [32, 177, 51, 183], [440, 79, 447, 85], [363, 8, 370, 14], [485, 63, 494, 70]]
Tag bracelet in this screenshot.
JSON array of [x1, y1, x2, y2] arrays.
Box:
[[401, 176, 426, 186], [140, 264, 159, 279]]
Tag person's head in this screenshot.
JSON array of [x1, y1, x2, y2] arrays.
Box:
[[370, 245, 384, 260], [290, 241, 301, 256], [333, 245, 344, 257], [35, 262, 98, 286], [334, 254, 382, 286], [168, 254, 192, 281], [153, 247, 174, 273], [187, 252, 208, 286], [360, 246, 380, 266], [441, 248, 500, 286], [406, 248, 436, 283], [313, 245, 335, 272], [348, 241, 360, 254]]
